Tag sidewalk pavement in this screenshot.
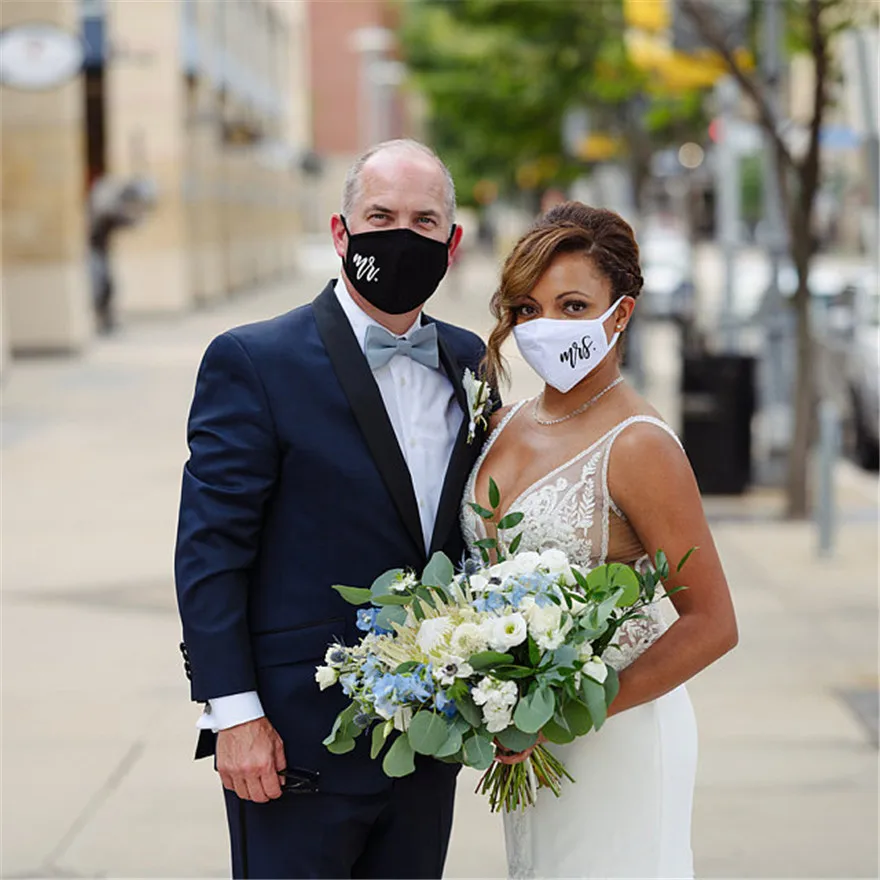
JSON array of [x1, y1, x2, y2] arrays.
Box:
[[2, 246, 877, 879]]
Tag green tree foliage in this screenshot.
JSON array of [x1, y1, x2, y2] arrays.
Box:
[[401, 0, 707, 207]]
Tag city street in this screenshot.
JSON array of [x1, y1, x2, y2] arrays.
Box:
[[2, 246, 878, 879]]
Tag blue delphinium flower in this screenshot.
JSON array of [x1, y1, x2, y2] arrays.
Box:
[[435, 690, 457, 719], [372, 673, 403, 718], [357, 606, 393, 636], [339, 672, 358, 697], [474, 591, 508, 614]]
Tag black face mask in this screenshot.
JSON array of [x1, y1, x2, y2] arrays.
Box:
[[341, 216, 455, 315]]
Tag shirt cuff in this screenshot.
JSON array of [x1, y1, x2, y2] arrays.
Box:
[[196, 691, 265, 733]]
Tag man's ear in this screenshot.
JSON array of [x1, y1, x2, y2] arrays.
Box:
[[331, 215, 348, 260], [447, 224, 464, 265]]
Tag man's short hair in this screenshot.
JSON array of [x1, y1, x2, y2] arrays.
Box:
[[341, 139, 457, 227]]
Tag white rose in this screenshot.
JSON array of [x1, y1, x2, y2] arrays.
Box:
[[583, 656, 609, 684], [487, 613, 528, 651], [539, 548, 570, 573], [315, 665, 338, 691], [451, 622, 489, 657], [524, 601, 563, 634], [512, 551, 542, 574], [416, 616, 454, 655]]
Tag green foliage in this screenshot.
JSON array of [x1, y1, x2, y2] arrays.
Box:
[[408, 711, 450, 756], [383, 733, 416, 777], [400, 0, 709, 203], [331, 585, 373, 605], [422, 552, 455, 588]]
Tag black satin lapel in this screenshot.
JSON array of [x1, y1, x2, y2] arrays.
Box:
[[429, 332, 480, 556], [312, 286, 424, 556]]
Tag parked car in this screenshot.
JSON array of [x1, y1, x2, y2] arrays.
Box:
[[821, 269, 879, 471]]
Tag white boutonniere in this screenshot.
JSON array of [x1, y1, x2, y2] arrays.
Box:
[[463, 368, 492, 444]]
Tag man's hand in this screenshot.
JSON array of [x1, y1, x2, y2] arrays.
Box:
[[217, 716, 286, 803]]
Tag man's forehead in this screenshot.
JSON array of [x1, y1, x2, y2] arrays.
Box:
[[357, 151, 448, 209]]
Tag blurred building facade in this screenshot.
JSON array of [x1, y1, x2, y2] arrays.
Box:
[[304, 0, 411, 232], [1, 0, 309, 359]]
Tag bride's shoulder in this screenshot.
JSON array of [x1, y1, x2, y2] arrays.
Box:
[[488, 402, 519, 432], [611, 414, 686, 465]]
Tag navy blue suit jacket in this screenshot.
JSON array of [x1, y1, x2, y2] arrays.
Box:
[[175, 283, 488, 794]]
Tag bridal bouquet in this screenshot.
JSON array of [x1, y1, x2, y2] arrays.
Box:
[[318, 483, 689, 812]]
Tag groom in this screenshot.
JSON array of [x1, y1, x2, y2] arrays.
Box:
[[175, 139, 490, 879]]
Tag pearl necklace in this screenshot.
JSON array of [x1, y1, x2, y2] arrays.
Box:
[[532, 376, 625, 426]]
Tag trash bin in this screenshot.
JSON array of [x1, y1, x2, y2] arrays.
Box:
[[681, 354, 755, 495]]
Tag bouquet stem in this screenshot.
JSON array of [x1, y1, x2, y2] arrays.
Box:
[[476, 744, 575, 812]]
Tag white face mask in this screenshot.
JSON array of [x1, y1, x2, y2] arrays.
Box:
[[513, 297, 624, 393]]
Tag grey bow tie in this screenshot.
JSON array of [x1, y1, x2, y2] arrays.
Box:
[[364, 323, 440, 371]]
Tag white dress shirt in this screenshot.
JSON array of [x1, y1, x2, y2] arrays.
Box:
[[198, 279, 463, 732]]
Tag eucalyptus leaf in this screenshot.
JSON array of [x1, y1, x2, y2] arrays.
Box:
[[488, 477, 500, 510], [495, 726, 538, 752], [474, 538, 498, 550], [608, 564, 640, 607], [371, 569, 405, 598], [394, 661, 419, 675], [408, 712, 449, 756], [373, 593, 413, 606], [456, 691, 483, 728], [542, 716, 575, 745], [581, 677, 608, 730], [468, 651, 514, 670], [422, 552, 455, 588], [371, 723, 390, 759], [603, 665, 620, 707], [326, 737, 356, 755], [463, 734, 495, 771], [513, 686, 555, 734], [382, 734, 416, 777], [434, 723, 463, 758], [375, 604, 408, 632], [562, 699, 593, 736], [508, 533, 523, 554], [331, 585, 373, 605]]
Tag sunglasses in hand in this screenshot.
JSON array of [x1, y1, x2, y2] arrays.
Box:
[[278, 766, 320, 795]]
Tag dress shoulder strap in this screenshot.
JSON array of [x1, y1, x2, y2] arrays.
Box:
[[600, 415, 684, 529]]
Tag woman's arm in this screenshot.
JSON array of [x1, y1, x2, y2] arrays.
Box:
[[605, 423, 738, 716]]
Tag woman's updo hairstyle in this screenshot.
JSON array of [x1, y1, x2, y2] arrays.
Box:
[[483, 201, 644, 387]]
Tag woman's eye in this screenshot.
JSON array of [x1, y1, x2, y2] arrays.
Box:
[[563, 300, 588, 315], [513, 304, 538, 319]]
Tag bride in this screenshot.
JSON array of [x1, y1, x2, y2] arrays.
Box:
[[461, 202, 738, 879]]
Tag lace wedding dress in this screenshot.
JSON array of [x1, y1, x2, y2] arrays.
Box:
[[461, 401, 698, 880]]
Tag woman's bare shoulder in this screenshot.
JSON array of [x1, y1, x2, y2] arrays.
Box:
[[488, 402, 519, 432]]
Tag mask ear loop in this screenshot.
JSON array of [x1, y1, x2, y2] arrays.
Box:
[[602, 296, 626, 348], [446, 224, 457, 245]]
